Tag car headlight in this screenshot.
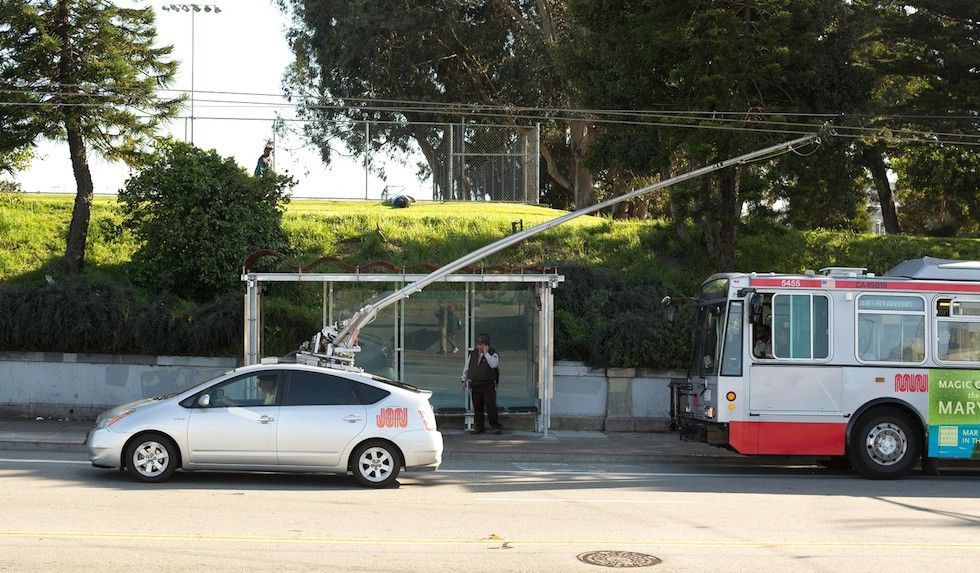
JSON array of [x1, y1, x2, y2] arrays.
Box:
[[96, 409, 134, 429]]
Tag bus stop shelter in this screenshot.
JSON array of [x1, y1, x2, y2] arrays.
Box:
[[242, 271, 563, 433]]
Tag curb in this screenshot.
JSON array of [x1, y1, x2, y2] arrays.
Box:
[[0, 440, 87, 453], [1, 439, 741, 463], [441, 451, 742, 464]]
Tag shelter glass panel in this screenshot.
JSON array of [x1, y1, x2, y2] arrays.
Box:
[[473, 285, 538, 411], [332, 283, 398, 381], [402, 285, 467, 412]]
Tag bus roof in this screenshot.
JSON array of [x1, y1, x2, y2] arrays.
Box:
[[704, 257, 980, 295]]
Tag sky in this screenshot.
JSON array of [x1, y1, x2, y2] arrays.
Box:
[[9, 0, 429, 199]]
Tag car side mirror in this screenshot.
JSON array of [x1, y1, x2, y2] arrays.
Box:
[[750, 293, 764, 325], [197, 394, 211, 408]]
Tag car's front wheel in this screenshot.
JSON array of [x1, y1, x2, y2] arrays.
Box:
[[351, 440, 401, 488], [125, 433, 178, 483]]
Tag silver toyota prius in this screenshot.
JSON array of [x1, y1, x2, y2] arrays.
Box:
[[87, 363, 443, 488]]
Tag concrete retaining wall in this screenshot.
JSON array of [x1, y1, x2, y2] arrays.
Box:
[[0, 352, 238, 419], [551, 361, 686, 432], [0, 353, 683, 431]]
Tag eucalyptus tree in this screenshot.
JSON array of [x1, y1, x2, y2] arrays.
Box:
[[852, 0, 980, 234], [278, 0, 597, 208], [0, 0, 181, 272], [560, 0, 873, 268]]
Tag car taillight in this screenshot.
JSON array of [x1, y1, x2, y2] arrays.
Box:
[[418, 404, 437, 431]]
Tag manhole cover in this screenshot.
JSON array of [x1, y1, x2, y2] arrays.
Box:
[[577, 551, 662, 568]]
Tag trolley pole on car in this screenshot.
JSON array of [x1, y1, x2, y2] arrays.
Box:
[[297, 127, 831, 400]]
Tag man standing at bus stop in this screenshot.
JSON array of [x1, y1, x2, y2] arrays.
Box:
[[461, 333, 501, 435]]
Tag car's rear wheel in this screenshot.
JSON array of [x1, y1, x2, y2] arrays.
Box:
[[125, 433, 178, 483], [351, 441, 401, 488]]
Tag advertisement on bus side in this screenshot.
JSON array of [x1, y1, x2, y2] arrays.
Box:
[[928, 369, 980, 459]]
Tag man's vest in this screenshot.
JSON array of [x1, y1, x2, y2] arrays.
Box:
[[466, 349, 496, 383]]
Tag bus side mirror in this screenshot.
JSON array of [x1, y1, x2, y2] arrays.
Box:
[[661, 296, 676, 322], [750, 293, 764, 325]]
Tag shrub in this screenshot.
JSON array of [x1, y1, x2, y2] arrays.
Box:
[[119, 141, 294, 302], [0, 275, 242, 357]]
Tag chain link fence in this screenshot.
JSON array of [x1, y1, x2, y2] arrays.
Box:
[[358, 120, 540, 204], [440, 122, 540, 203]]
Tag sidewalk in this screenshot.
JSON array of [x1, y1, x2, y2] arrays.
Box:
[[0, 418, 740, 463]]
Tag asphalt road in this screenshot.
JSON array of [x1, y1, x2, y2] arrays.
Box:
[[0, 451, 977, 572]]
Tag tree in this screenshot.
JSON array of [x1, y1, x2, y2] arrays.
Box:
[[0, 146, 33, 175], [0, 1, 181, 273], [119, 141, 294, 302], [892, 145, 980, 237], [561, 0, 873, 267], [277, 0, 598, 208], [852, 1, 980, 234]]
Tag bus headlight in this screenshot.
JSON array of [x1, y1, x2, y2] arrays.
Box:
[[704, 407, 715, 419]]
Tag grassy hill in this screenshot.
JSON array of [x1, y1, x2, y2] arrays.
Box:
[[0, 195, 604, 279], [3, 192, 980, 367], [5, 192, 979, 287]]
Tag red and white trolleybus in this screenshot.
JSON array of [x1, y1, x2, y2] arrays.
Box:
[[676, 257, 980, 479]]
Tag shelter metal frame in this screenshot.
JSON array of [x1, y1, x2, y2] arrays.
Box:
[[243, 271, 563, 434]]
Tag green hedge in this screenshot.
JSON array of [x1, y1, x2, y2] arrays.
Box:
[[0, 274, 242, 357]]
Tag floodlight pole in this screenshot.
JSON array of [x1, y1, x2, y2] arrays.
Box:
[[161, 4, 223, 144], [305, 127, 829, 368]]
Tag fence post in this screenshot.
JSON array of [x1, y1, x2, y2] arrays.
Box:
[[533, 123, 541, 204], [364, 121, 370, 199], [460, 117, 467, 200], [447, 123, 453, 201]]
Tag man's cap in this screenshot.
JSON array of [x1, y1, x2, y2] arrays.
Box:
[[264, 141, 273, 149], [476, 334, 491, 344]]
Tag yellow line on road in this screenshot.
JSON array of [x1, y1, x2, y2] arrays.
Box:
[[0, 531, 978, 549]]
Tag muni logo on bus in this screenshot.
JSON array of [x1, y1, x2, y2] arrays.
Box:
[[894, 373, 929, 393]]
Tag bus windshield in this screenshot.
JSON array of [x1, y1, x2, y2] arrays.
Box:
[[692, 301, 726, 377]]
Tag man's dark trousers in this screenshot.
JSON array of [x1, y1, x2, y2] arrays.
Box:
[[470, 381, 500, 432]]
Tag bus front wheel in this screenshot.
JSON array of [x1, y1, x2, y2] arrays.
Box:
[[848, 407, 921, 480]]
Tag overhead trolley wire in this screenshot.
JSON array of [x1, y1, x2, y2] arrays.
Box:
[[2, 87, 978, 146], [4, 83, 978, 122]]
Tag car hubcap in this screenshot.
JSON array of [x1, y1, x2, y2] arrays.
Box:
[[866, 422, 907, 466], [133, 441, 169, 477], [358, 447, 393, 482]]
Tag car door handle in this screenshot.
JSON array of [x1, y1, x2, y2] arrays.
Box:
[[343, 414, 363, 423], [258, 415, 275, 424]]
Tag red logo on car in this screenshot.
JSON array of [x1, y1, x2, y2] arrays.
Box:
[[894, 373, 928, 393], [376, 407, 409, 428]]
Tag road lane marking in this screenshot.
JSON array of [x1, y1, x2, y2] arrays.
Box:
[[0, 530, 977, 549], [475, 495, 691, 504], [0, 458, 89, 465]]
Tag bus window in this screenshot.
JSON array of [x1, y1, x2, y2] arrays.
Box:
[[856, 294, 926, 363], [936, 298, 980, 363], [721, 301, 743, 376], [771, 293, 830, 360]]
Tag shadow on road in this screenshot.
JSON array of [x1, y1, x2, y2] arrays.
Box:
[[2, 454, 977, 499], [72, 466, 395, 491]]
